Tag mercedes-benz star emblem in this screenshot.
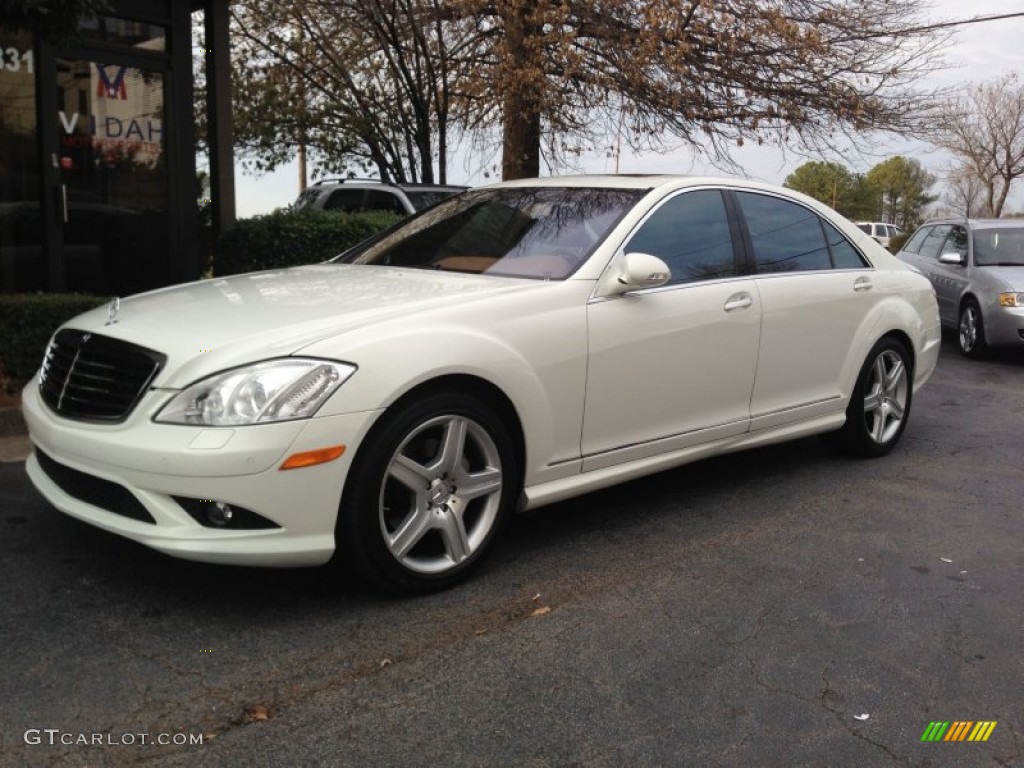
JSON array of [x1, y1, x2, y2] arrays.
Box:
[[106, 297, 120, 325]]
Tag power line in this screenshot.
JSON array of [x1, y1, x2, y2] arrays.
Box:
[[905, 12, 1024, 35]]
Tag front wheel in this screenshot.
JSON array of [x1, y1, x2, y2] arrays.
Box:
[[958, 300, 987, 358], [834, 337, 913, 457], [336, 392, 519, 593]]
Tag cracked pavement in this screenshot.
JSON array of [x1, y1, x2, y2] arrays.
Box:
[[1, 334, 1022, 767]]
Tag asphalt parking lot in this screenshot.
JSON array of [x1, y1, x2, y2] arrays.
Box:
[[1, 334, 1022, 767]]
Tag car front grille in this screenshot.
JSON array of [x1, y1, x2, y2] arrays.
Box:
[[35, 448, 155, 524], [39, 329, 166, 422]]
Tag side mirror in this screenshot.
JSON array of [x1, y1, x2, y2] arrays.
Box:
[[939, 252, 965, 266], [606, 252, 671, 296]]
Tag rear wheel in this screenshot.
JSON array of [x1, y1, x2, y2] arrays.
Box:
[[958, 300, 987, 358], [834, 337, 913, 457], [337, 392, 518, 593]]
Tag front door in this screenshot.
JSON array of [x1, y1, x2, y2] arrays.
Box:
[[53, 55, 170, 294], [581, 188, 760, 470], [928, 224, 969, 322]]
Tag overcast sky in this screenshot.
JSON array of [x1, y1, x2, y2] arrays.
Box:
[[232, 1, 1024, 216]]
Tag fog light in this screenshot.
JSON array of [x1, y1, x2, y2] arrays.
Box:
[[173, 496, 280, 530], [209, 501, 234, 527]]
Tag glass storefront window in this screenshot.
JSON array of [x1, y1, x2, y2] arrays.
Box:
[[78, 15, 167, 53], [0, 29, 44, 292], [57, 58, 168, 293]]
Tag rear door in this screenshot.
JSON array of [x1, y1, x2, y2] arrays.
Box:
[[732, 190, 878, 430]]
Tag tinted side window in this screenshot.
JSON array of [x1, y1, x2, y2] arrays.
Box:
[[822, 220, 869, 269], [365, 190, 408, 215], [918, 224, 953, 260], [324, 189, 364, 213], [294, 189, 320, 209], [857, 223, 871, 235], [736, 192, 831, 273], [625, 189, 737, 284], [901, 226, 932, 254], [942, 225, 968, 260]]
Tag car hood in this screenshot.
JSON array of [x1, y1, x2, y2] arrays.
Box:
[[60, 265, 541, 388], [979, 265, 1024, 290]]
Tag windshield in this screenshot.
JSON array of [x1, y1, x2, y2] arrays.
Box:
[[973, 228, 1024, 266], [337, 187, 647, 279]]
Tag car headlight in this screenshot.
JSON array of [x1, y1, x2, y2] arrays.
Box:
[[998, 292, 1024, 308], [154, 359, 356, 426]]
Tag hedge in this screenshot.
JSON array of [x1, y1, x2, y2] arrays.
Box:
[[214, 208, 402, 276], [0, 293, 110, 392], [888, 232, 911, 254]]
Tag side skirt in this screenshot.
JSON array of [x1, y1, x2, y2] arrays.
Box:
[[519, 412, 846, 512]]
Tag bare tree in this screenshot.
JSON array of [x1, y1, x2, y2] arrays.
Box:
[[933, 74, 1024, 218], [942, 162, 990, 218], [451, 0, 951, 179], [230, 0, 479, 183], [231, 0, 950, 184]]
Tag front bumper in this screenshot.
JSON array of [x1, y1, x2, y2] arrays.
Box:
[[22, 380, 383, 566], [983, 304, 1024, 347]]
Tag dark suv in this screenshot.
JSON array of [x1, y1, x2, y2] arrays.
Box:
[[294, 179, 467, 216]]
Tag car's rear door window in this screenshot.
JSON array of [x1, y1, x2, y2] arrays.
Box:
[[365, 190, 408, 215], [324, 189, 365, 213], [624, 190, 737, 284], [735, 192, 832, 272], [901, 225, 932, 254]]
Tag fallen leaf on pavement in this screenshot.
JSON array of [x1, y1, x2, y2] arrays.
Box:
[[244, 704, 270, 722]]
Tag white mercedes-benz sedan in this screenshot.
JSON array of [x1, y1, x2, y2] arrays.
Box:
[[23, 176, 941, 592]]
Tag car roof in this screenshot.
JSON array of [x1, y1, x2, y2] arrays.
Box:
[[478, 174, 813, 194], [310, 179, 466, 191], [966, 219, 1024, 229], [921, 218, 1024, 230]]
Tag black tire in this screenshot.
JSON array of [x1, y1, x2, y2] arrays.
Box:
[[958, 300, 987, 358], [336, 391, 519, 593], [834, 337, 913, 458]]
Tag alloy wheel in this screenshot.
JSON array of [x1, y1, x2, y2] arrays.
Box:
[[959, 305, 978, 354], [862, 349, 909, 445], [378, 414, 504, 574]]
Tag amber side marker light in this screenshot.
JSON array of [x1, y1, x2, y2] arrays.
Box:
[[279, 445, 346, 470]]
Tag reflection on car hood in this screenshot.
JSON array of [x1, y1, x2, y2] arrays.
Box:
[[979, 265, 1024, 290], [60, 265, 538, 388]]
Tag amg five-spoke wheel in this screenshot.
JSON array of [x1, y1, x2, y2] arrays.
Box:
[[861, 349, 909, 445], [382, 415, 504, 574], [834, 337, 913, 457], [337, 392, 518, 593]]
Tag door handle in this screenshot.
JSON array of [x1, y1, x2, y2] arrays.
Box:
[[60, 183, 69, 224], [853, 277, 873, 292], [723, 293, 753, 311]]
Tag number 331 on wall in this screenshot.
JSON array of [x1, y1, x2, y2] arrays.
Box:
[[2, 47, 35, 75]]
